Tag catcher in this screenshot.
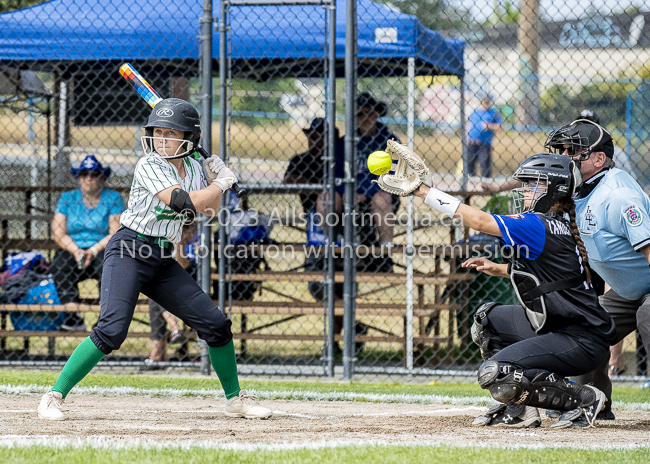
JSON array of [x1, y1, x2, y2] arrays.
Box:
[[376, 141, 616, 428]]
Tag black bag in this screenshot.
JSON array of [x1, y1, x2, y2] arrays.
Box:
[[212, 208, 273, 302]]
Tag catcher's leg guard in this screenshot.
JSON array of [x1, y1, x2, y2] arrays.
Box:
[[525, 372, 599, 412], [477, 360, 533, 404], [549, 385, 607, 429], [471, 302, 501, 360], [524, 373, 607, 427]]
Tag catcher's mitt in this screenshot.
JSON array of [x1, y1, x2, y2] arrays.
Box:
[[374, 140, 431, 196]]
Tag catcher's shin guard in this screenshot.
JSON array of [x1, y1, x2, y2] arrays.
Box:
[[471, 302, 502, 360], [525, 372, 601, 413], [477, 361, 533, 404]]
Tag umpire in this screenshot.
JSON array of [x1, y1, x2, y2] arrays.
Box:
[[545, 119, 650, 415]]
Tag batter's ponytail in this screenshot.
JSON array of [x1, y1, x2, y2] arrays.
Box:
[[552, 198, 592, 285]]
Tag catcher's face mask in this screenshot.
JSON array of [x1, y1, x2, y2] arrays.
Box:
[[512, 177, 548, 214]]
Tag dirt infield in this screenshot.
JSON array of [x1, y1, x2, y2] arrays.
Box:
[[2, 394, 650, 448]]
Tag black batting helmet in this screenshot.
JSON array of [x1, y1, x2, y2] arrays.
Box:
[[141, 98, 201, 159], [512, 153, 581, 214]]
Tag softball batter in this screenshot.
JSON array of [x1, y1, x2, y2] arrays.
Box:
[[38, 98, 272, 420]]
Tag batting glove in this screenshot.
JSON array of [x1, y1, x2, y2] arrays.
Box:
[[203, 155, 225, 183], [212, 166, 237, 192]]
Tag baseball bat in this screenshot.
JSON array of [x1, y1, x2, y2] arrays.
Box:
[[119, 63, 246, 199]]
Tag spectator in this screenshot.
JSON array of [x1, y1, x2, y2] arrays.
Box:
[[285, 117, 345, 304], [467, 93, 502, 178], [51, 155, 124, 331], [354, 92, 399, 253], [284, 117, 345, 217], [315, 93, 400, 268], [141, 224, 197, 370]]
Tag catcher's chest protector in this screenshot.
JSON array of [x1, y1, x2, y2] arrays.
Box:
[[510, 270, 547, 332], [504, 212, 593, 333]]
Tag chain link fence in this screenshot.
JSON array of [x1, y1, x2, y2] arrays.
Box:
[[0, 0, 648, 382]]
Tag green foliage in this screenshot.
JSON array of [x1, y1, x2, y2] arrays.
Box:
[[539, 82, 635, 128], [482, 192, 511, 215], [541, 58, 650, 129], [373, 0, 474, 32], [0, 0, 45, 13], [487, 0, 519, 26], [215, 78, 297, 127]]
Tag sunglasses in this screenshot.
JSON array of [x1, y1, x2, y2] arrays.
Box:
[[79, 171, 102, 178], [562, 145, 589, 159]]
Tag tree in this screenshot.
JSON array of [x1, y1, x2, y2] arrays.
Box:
[[0, 0, 46, 13], [375, 0, 474, 32], [487, 0, 519, 26]]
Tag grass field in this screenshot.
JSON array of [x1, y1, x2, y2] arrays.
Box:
[[3, 444, 650, 464], [1, 370, 649, 463]]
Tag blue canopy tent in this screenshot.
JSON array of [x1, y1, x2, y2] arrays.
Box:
[[1, 0, 466, 375], [0, 0, 464, 78]]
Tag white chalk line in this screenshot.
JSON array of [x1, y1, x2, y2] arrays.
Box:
[[1, 406, 485, 420], [0, 436, 648, 451], [273, 406, 485, 419], [0, 384, 648, 411]]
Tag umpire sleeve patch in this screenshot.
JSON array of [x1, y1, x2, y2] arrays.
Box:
[[623, 204, 643, 227]]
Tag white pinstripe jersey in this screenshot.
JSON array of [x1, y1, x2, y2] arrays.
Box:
[[120, 154, 206, 242]]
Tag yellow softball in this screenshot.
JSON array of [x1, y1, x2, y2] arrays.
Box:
[[367, 150, 393, 175]]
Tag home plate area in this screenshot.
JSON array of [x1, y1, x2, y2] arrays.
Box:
[[1, 394, 650, 449]]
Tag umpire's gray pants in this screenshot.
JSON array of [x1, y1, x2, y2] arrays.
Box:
[[571, 289, 650, 412]]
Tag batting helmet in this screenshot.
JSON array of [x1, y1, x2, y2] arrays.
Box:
[[512, 153, 581, 214], [141, 98, 201, 159]]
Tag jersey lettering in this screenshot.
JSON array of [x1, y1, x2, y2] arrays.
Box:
[[585, 206, 597, 227], [547, 219, 571, 236]]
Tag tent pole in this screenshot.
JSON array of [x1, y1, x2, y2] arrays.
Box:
[[343, 0, 357, 381], [406, 57, 415, 372], [46, 96, 52, 242], [460, 76, 467, 192]]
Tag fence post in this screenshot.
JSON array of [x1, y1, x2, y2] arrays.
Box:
[[343, 0, 357, 381], [198, 0, 215, 376]]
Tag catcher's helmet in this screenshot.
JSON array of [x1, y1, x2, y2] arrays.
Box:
[[141, 98, 201, 159], [544, 119, 614, 161], [512, 153, 581, 214]]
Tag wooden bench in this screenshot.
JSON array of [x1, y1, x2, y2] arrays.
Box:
[[214, 270, 474, 361], [1, 185, 484, 360], [0, 266, 473, 359]]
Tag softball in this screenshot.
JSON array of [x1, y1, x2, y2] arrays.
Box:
[[367, 150, 393, 175]]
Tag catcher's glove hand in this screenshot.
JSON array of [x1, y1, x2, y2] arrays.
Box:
[[374, 140, 432, 196]]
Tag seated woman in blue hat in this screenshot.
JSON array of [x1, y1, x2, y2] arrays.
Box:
[[51, 155, 125, 331]]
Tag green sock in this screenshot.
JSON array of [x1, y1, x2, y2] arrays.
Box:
[[209, 340, 241, 399], [52, 337, 105, 398]]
